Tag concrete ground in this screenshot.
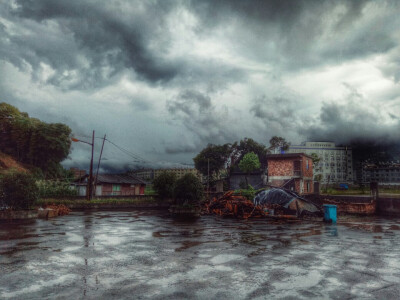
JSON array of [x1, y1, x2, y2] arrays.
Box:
[[1, 211, 400, 299]]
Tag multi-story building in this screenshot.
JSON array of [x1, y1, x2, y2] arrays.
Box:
[[129, 168, 155, 181], [286, 142, 353, 184], [130, 168, 202, 182], [362, 161, 400, 185], [154, 168, 202, 181]]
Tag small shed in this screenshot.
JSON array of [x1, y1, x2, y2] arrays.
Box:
[[229, 169, 267, 190]]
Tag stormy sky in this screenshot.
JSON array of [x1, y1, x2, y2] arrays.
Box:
[[1, 0, 400, 171]]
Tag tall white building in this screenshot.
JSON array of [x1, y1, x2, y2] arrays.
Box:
[[286, 142, 353, 184]]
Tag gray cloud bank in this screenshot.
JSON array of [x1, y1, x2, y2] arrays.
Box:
[[1, 0, 400, 170]]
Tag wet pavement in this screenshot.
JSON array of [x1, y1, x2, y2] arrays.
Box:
[[1, 211, 400, 299]]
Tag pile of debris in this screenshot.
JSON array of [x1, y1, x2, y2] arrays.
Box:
[[254, 188, 322, 217], [45, 204, 71, 216], [38, 204, 71, 219], [204, 188, 323, 219], [204, 191, 267, 219]]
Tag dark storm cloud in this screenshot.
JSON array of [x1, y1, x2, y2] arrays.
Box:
[[1, 0, 247, 91], [1, 0, 400, 170], [2, 0, 181, 87], [165, 144, 198, 155], [250, 96, 297, 129], [190, 0, 399, 70], [2, 0, 398, 90], [302, 97, 400, 147], [166, 90, 240, 153], [167, 90, 212, 115], [303, 100, 400, 162]]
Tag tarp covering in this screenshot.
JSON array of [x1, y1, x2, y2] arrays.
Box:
[[253, 188, 322, 216]]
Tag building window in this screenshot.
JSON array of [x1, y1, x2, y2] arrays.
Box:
[[306, 160, 309, 170], [112, 184, 121, 195]]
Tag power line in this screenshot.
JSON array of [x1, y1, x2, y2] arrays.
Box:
[[104, 139, 195, 168], [105, 138, 150, 163], [73, 133, 196, 169]]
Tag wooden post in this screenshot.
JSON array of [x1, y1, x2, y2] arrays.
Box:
[[87, 130, 95, 200], [94, 134, 106, 197]]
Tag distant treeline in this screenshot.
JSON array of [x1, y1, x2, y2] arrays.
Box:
[[0, 102, 71, 178]]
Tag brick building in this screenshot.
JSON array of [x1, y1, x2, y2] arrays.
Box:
[[266, 153, 314, 194]]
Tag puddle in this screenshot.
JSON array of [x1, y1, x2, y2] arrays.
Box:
[[1, 212, 400, 299]]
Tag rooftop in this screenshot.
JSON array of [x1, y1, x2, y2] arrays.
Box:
[[266, 153, 313, 160]]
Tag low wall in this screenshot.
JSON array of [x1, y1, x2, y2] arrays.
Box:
[[304, 194, 373, 205], [377, 197, 400, 215], [38, 196, 172, 211], [66, 201, 171, 210], [43, 195, 159, 201], [0, 210, 38, 220], [304, 194, 375, 215]]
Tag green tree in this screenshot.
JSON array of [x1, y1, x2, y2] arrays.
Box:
[[230, 138, 269, 168], [268, 136, 290, 154], [238, 152, 261, 186], [193, 143, 232, 178], [0, 102, 72, 178], [310, 153, 321, 166], [0, 171, 39, 209], [314, 174, 323, 182], [310, 153, 322, 181], [174, 173, 204, 206], [153, 171, 177, 199]]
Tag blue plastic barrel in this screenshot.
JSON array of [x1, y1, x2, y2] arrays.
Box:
[[323, 204, 337, 223]]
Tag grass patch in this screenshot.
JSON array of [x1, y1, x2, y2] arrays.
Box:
[[322, 188, 369, 195], [322, 187, 400, 196], [144, 185, 158, 196], [35, 196, 163, 206]]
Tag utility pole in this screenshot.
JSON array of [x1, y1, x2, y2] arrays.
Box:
[[87, 130, 95, 200], [94, 134, 106, 197]]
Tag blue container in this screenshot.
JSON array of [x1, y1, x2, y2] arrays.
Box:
[[323, 204, 337, 223]]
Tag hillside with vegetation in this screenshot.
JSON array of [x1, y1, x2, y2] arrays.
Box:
[[0, 102, 72, 178], [0, 151, 30, 174]]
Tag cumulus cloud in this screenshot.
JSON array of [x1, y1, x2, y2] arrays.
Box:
[[1, 0, 400, 170], [302, 84, 400, 146]]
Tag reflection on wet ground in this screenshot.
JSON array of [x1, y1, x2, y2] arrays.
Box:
[[1, 211, 400, 299]]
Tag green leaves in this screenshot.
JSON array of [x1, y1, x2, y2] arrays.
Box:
[[238, 152, 261, 174], [193, 143, 232, 177], [174, 173, 204, 205], [0, 102, 72, 178], [268, 136, 290, 153], [153, 171, 177, 199], [0, 172, 39, 209]]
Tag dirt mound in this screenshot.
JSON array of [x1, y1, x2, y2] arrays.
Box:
[[0, 151, 30, 174]]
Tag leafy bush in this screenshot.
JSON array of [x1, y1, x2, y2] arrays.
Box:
[[0, 172, 39, 209], [174, 173, 204, 206], [37, 180, 77, 198], [153, 171, 177, 199], [234, 185, 256, 200]]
